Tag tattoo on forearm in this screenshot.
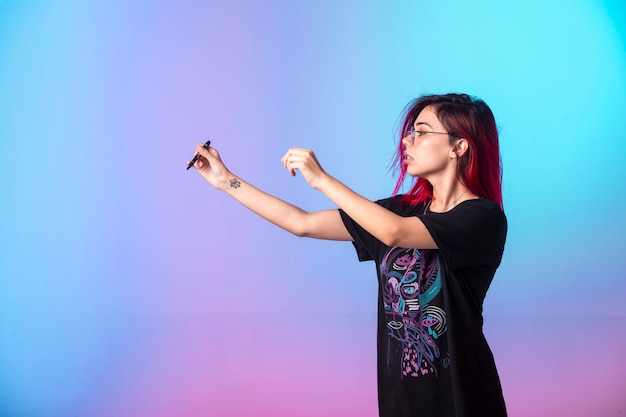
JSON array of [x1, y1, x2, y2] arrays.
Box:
[[229, 178, 241, 189]]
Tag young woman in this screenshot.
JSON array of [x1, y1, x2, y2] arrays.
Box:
[[189, 93, 507, 417]]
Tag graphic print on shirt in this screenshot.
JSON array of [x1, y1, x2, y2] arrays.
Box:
[[380, 247, 447, 378]]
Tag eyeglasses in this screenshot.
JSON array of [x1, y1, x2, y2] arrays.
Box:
[[407, 127, 453, 145]]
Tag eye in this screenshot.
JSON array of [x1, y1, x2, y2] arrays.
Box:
[[415, 131, 428, 137]]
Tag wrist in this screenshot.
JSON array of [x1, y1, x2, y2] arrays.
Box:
[[219, 174, 242, 193], [314, 172, 334, 192]]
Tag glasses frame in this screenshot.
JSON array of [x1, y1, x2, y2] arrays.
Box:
[[407, 127, 457, 146]]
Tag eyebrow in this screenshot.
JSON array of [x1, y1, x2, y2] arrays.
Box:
[[414, 121, 433, 129]]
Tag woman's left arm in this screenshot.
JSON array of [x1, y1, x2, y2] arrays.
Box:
[[281, 148, 437, 249]]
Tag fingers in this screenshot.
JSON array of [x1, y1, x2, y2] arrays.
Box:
[[281, 148, 313, 165], [281, 148, 321, 178], [281, 149, 302, 176], [196, 143, 218, 160], [194, 152, 209, 170], [188, 143, 220, 170]]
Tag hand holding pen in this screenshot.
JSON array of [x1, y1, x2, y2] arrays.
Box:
[[187, 140, 237, 191], [186, 140, 211, 170]]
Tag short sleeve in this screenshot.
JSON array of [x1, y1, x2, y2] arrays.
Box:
[[419, 198, 507, 269], [338, 197, 396, 262]]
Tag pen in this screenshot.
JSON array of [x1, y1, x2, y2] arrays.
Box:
[[186, 140, 211, 170]]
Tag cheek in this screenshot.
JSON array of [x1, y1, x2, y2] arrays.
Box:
[[414, 142, 448, 160], [408, 145, 451, 175]]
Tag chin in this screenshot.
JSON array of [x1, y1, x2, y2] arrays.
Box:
[[405, 166, 422, 178]]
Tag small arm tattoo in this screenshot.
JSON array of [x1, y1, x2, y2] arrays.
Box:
[[229, 178, 241, 189]]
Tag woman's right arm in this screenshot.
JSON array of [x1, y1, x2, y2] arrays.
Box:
[[189, 143, 352, 241]]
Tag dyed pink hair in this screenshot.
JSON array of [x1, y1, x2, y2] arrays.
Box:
[[391, 93, 503, 210]]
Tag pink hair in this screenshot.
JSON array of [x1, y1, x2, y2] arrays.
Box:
[[391, 93, 503, 210]]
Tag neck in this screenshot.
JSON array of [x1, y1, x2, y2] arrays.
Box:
[[429, 183, 471, 212]]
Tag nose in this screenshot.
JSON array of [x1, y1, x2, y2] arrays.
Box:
[[402, 134, 412, 147]]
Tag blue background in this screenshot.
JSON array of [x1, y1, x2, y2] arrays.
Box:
[[1, 1, 625, 416]]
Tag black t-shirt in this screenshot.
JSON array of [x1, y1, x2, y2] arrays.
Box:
[[339, 196, 508, 417]]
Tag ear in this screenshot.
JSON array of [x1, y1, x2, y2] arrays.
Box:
[[450, 138, 469, 158]]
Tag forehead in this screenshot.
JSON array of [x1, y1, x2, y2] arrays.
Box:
[[414, 105, 442, 128]]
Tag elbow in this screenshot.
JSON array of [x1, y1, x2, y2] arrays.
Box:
[[291, 212, 316, 238], [379, 226, 404, 247], [381, 236, 401, 247], [292, 228, 308, 238], [290, 221, 310, 238]]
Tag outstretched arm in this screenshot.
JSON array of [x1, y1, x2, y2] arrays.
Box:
[[282, 148, 438, 249], [190, 143, 352, 241]]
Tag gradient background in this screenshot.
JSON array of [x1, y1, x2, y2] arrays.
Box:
[[1, 0, 625, 416]]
